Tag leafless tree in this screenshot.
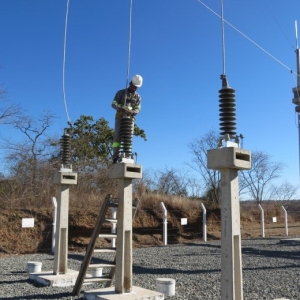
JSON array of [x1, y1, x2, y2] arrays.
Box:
[[266, 181, 299, 201], [132, 169, 155, 197], [186, 176, 203, 198], [187, 129, 220, 205], [187, 129, 291, 205], [6, 111, 56, 164], [0, 82, 22, 125], [239, 150, 285, 203], [2, 111, 57, 207], [0, 85, 5, 99], [152, 167, 189, 196]]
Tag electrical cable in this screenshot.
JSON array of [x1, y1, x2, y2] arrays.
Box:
[[62, 0, 72, 126], [220, 0, 226, 75], [292, 20, 300, 129], [125, 0, 133, 89], [262, 0, 294, 50], [197, 0, 300, 79]]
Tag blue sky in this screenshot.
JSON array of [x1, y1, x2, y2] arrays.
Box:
[[1, 0, 300, 194]]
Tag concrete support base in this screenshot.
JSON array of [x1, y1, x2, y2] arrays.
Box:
[[29, 269, 78, 287], [84, 286, 164, 300]]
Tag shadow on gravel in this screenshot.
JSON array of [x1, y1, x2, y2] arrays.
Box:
[[242, 247, 300, 260], [10, 271, 27, 274], [133, 265, 220, 275], [183, 242, 221, 249], [68, 253, 85, 261], [0, 292, 76, 300], [1, 278, 28, 284], [68, 253, 113, 265]]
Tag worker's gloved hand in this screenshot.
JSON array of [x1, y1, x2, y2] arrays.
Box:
[[118, 107, 127, 113], [127, 110, 137, 117]]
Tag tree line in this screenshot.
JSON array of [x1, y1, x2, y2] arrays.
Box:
[[0, 90, 297, 210]]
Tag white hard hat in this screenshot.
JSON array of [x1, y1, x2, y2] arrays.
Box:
[[131, 75, 143, 87]]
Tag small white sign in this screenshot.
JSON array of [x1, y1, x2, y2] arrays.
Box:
[[181, 218, 187, 225], [272, 217, 277, 223], [22, 218, 34, 228]]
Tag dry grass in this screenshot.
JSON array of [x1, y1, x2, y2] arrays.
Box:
[[0, 195, 299, 254]]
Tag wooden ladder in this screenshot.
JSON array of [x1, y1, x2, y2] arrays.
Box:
[[72, 194, 139, 297]]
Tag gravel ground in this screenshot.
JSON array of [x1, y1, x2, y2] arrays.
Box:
[[0, 238, 299, 300]]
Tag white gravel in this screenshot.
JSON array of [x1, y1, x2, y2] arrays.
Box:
[[0, 238, 299, 300]]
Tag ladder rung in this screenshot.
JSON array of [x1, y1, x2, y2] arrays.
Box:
[[88, 263, 116, 269], [94, 248, 116, 254], [84, 276, 112, 283], [105, 218, 117, 223], [98, 233, 117, 239]]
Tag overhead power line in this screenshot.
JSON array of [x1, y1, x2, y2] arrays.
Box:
[[197, 0, 300, 79], [62, 0, 71, 126]]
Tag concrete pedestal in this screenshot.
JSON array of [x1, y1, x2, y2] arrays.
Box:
[[52, 171, 77, 275], [220, 168, 243, 300], [207, 146, 251, 300], [109, 163, 142, 294], [29, 270, 79, 287], [84, 286, 164, 300]]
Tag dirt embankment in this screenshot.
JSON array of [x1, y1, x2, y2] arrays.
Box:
[[1, 198, 299, 255]]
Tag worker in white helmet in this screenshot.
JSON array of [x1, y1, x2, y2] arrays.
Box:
[[111, 75, 143, 163]]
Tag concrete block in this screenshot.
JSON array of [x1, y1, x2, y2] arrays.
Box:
[[29, 269, 78, 287], [109, 163, 142, 179], [207, 147, 251, 170], [84, 286, 164, 300]]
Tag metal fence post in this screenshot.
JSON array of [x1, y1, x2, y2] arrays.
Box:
[[258, 204, 265, 238], [51, 197, 57, 253], [281, 206, 288, 236], [160, 202, 167, 246], [200, 202, 207, 242]]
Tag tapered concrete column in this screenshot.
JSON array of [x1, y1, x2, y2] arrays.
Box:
[[207, 147, 251, 300], [109, 163, 142, 294], [115, 178, 133, 293], [52, 171, 77, 275], [53, 184, 69, 274], [220, 168, 243, 299]]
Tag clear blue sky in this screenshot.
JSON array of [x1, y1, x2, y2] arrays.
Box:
[[1, 0, 300, 194]]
